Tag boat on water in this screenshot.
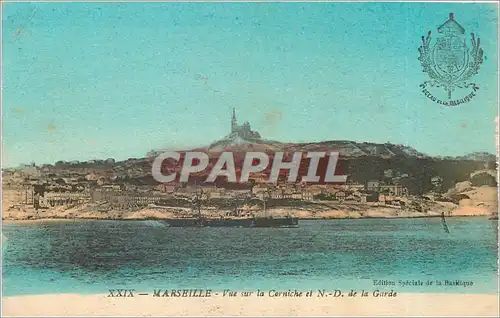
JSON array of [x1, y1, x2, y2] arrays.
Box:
[[159, 215, 299, 228], [159, 188, 299, 228]]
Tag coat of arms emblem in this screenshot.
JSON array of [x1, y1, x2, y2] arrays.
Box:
[[418, 13, 484, 106]]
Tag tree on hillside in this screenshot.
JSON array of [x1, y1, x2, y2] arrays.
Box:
[[431, 176, 444, 193], [470, 172, 497, 187]]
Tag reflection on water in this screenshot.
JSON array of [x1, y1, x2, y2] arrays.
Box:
[[2, 217, 498, 296]]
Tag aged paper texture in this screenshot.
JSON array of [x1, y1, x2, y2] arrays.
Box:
[[1, 1, 499, 317]]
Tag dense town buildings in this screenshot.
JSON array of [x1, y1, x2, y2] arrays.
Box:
[[1, 111, 432, 213]]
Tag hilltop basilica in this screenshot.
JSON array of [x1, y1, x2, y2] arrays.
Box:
[[229, 108, 262, 141]]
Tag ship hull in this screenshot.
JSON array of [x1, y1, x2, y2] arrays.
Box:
[[253, 216, 299, 228], [160, 217, 298, 228], [160, 218, 204, 227]]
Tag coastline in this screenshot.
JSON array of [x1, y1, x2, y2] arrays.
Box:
[[2, 218, 83, 224], [1, 214, 495, 225], [3, 292, 499, 316], [2, 203, 496, 224], [3, 185, 497, 222]]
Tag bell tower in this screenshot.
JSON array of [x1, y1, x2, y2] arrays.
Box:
[[231, 108, 238, 133]]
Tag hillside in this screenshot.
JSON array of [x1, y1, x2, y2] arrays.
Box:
[[4, 133, 497, 197]]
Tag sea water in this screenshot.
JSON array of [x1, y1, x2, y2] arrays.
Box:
[[2, 218, 498, 296]]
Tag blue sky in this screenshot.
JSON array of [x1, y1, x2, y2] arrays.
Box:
[[2, 2, 498, 167]]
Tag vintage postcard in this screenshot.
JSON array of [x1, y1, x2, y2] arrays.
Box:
[[1, 1, 499, 317]]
